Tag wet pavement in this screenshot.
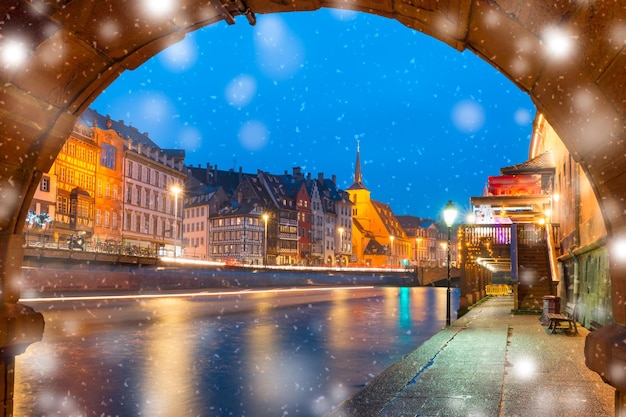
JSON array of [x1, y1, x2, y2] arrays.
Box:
[[326, 295, 614, 417]]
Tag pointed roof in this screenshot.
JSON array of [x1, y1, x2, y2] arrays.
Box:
[[79, 107, 186, 162], [372, 200, 406, 239], [355, 138, 362, 184], [348, 139, 368, 191]]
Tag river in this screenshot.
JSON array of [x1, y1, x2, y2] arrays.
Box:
[[14, 285, 460, 417]]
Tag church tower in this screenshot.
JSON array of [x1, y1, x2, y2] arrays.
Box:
[[346, 140, 372, 264]]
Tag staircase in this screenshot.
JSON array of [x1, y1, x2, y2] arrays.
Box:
[[516, 242, 553, 311]]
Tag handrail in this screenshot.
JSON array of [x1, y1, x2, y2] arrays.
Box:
[[545, 224, 560, 292]]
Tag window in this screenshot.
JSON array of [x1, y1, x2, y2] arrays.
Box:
[[112, 212, 118, 230], [105, 183, 110, 199], [104, 211, 110, 228], [113, 184, 118, 201], [57, 196, 68, 215], [97, 180, 102, 197], [40, 176, 50, 192], [95, 209, 101, 226]]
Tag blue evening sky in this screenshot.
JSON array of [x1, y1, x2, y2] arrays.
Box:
[[92, 9, 535, 220]]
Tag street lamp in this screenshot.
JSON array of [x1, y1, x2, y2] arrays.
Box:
[[338, 227, 344, 266], [262, 213, 269, 266], [443, 200, 458, 326], [171, 184, 182, 258], [416, 237, 422, 265], [389, 235, 395, 268]]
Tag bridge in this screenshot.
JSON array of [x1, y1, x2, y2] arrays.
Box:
[[2, 1, 626, 415]]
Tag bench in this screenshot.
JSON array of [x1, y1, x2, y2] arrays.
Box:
[[547, 302, 578, 335]]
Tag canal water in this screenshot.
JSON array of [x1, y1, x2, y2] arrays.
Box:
[[14, 286, 460, 417]]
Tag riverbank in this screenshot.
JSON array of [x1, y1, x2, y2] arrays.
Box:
[[20, 262, 432, 295], [326, 295, 614, 417]]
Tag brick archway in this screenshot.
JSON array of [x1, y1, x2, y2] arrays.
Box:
[[1, 0, 626, 411]]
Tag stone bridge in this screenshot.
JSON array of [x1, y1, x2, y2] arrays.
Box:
[[2, 0, 626, 414]]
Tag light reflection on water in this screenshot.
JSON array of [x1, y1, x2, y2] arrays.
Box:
[[15, 286, 459, 417]]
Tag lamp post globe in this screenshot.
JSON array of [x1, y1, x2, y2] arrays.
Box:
[[443, 200, 458, 326]]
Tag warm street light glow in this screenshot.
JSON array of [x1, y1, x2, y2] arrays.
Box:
[[416, 237, 422, 264], [443, 200, 458, 228], [171, 184, 182, 258], [262, 213, 269, 266], [442, 200, 457, 326], [338, 227, 344, 266]]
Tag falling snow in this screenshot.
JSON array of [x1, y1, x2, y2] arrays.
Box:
[[91, 10, 534, 219]]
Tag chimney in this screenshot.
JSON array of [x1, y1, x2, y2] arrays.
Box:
[[318, 172, 324, 182], [332, 175, 336, 184]]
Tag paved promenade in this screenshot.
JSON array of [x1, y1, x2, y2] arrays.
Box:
[[327, 295, 614, 417]]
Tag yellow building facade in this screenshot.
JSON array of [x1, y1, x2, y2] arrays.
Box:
[[347, 143, 410, 267]]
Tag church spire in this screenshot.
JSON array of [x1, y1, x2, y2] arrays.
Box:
[[354, 138, 362, 184], [347, 138, 368, 191]]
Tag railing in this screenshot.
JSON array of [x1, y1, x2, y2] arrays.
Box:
[[545, 223, 560, 288], [462, 225, 512, 246], [24, 238, 158, 258], [486, 284, 512, 296], [461, 223, 550, 250]]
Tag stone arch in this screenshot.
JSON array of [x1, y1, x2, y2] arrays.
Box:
[[2, 0, 626, 405]]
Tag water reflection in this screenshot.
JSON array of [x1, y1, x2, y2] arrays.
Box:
[[15, 287, 459, 417]]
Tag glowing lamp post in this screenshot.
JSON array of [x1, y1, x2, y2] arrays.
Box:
[[389, 235, 395, 268], [416, 237, 422, 266], [171, 184, 182, 258], [338, 227, 344, 266], [443, 200, 458, 326], [262, 213, 269, 266]]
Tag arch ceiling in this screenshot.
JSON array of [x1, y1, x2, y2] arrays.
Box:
[[1, 2, 626, 308]]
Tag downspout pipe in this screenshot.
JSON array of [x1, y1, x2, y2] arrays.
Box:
[[569, 245, 579, 304]]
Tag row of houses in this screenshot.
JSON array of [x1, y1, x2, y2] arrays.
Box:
[[27, 108, 455, 267]]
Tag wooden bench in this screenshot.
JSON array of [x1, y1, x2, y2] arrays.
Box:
[[547, 302, 578, 335]]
